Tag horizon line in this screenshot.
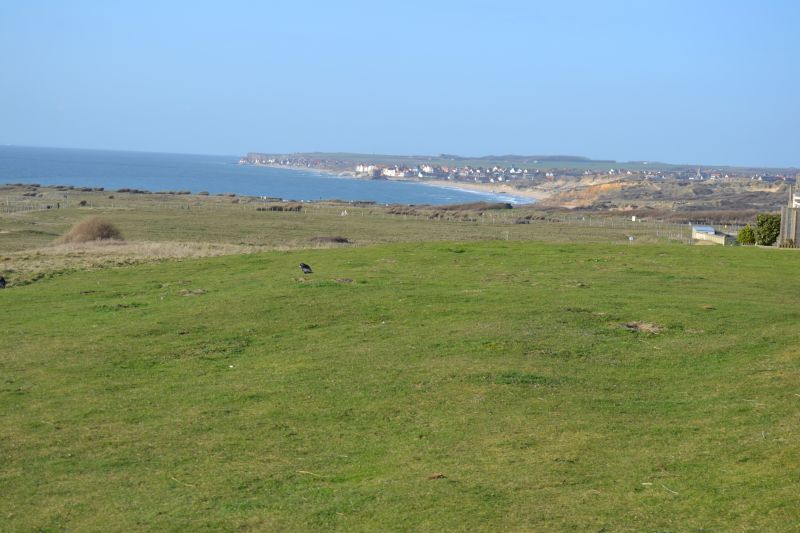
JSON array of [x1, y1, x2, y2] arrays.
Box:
[[2, 143, 797, 171]]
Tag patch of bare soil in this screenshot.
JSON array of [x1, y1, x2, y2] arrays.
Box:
[[179, 288, 206, 296], [621, 321, 664, 334]]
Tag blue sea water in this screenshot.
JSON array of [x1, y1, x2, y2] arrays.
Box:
[[0, 146, 533, 205]]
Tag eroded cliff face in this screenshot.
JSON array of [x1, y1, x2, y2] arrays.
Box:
[[539, 178, 788, 212]]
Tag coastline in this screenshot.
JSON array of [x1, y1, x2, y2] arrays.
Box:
[[419, 179, 549, 202], [250, 163, 549, 203]]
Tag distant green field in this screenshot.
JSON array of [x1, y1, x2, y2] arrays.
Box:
[[2, 242, 798, 530]]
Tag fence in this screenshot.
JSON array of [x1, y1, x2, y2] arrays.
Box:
[[1, 191, 699, 244]]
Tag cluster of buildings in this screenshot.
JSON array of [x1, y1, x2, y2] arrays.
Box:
[[354, 163, 530, 183], [679, 168, 794, 183], [240, 154, 354, 173], [241, 153, 798, 187]]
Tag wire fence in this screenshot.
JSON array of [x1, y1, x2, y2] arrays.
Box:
[[1, 192, 705, 245]]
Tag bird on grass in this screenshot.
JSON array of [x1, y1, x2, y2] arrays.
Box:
[[299, 263, 313, 274]]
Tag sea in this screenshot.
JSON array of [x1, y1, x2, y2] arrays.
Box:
[[0, 146, 533, 205]]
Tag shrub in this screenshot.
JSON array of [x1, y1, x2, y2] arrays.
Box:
[[755, 214, 781, 246], [737, 224, 755, 245], [311, 236, 350, 243], [256, 203, 302, 212], [57, 217, 123, 243], [437, 201, 513, 211]]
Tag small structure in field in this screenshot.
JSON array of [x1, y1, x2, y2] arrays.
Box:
[[691, 225, 734, 246]]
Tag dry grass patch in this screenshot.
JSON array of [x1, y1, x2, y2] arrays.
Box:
[[1, 241, 267, 286]]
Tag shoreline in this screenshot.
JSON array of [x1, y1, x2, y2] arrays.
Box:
[[250, 163, 549, 203], [419, 179, 549, 202]]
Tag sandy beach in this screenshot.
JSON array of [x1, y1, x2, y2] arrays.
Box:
[[420, 179, 550, 202]]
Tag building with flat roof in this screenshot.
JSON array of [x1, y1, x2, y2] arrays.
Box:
[[691, 225, 735, 245]]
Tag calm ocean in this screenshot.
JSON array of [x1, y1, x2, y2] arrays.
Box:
[[0, 146, 532, 205]]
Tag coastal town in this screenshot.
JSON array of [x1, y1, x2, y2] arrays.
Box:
[[240, 152, 797, 187]]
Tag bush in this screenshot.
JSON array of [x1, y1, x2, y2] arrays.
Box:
[[311, 236, 350, 244], [737, 224, 755, 245], [755, 214, 781, 246], [437, 201, 513, 211], [57, 217, 124, 243], [256, 203, 302, 212]]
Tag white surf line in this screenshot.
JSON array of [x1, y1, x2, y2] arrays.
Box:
[[416, 181, 535, 205]]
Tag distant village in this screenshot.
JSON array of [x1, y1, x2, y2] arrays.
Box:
[[240, 153, 797, 188]]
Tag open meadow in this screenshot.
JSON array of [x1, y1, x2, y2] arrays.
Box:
[[1, 188, 798, 530], [1, 186, 694, 284]]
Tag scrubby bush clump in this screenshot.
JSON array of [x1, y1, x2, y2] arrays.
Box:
[[311, 236, 350, 244], [256, 203, 302, 212], [437, 201, 513, 211], [737, 224, 755, 245], [57, 216, 124, 244], [755, 214, 781, 246]]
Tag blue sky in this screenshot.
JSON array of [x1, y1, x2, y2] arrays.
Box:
[[1, 1, 798, 166]]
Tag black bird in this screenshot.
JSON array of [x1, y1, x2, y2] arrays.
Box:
[[299, 263, 313, 274], [0, 276, 5, 289]]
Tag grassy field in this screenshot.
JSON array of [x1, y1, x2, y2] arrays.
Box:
[[1, 186, 694, 286], [2, 237, 799, 530]]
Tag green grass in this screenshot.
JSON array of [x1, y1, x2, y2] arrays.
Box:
[[1, 186, 694, 286], [0, 186, 690, 254], [2, 242, 799, 530]]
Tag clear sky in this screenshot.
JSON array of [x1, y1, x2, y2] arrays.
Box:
[[1, 1, 798, 166]]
